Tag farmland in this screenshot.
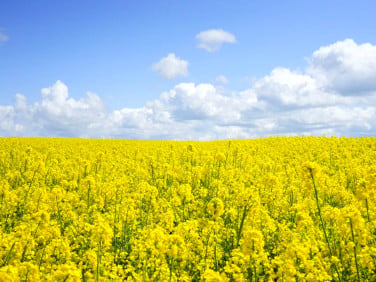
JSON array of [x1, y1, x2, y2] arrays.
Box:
[[0, 137, 376, 281]]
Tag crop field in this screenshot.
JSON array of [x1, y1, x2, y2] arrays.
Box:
[[0, 137, 376, 281]]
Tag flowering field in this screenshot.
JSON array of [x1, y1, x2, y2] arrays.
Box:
[[0, 137, 375, 281]]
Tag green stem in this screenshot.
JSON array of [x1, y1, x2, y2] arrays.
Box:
[[39, 245, 47, 270], [96, 239, 102, 282], [214, 228, 218, 271], [349, 218, 361, 282], [204, 231, 211, 265], [87, 183, 91, 211], [309, 169, 342, 281], [1, 242, 15, 266], [310, 171, 331, 254], [168, 257, 174, 282], [365, 198, 370, 222], [236, 206, 249, 247]]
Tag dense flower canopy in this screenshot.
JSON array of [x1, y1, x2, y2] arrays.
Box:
[[0, 137, 375, 280]]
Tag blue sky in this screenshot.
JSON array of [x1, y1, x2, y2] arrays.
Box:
[[1, 0, 376, 139]]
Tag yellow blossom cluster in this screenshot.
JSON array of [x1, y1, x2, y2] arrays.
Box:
[[0, 136, 376, 281]]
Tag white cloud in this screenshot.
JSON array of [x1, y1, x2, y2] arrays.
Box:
[[292, 106, 374, 127], [252, 67, 349, 107], [0, 31, 8, 42], [1, 39, 376, 139], [152, 53, 189, 80], [14, 94, 27, 110], [0, 106, 15, 132], [0, 81, 107, 137], [156, 82, 257, 122], [196, 29, 236, 52], [214, 75, 229, 84], [308, 39, 376, 95]]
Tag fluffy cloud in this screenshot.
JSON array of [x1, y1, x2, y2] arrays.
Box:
[[196, 29, 236, 52], [155, 82, 258, 123], [308, 39, 376, 95], [252, 67, 349, 107], [1, 39, 376, 140], [1, 81, 106, 137], [152, 53, 189, 80]]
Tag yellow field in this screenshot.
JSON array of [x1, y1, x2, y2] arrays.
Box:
[[0, 137, 375, 281]]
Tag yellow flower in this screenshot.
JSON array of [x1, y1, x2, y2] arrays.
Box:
[[207, 198, 224, 218], [1, 137, 375, 281], [202, 268, 226, 281]]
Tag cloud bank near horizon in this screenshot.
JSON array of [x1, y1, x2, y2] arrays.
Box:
[[1, 39, 376, 140]]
